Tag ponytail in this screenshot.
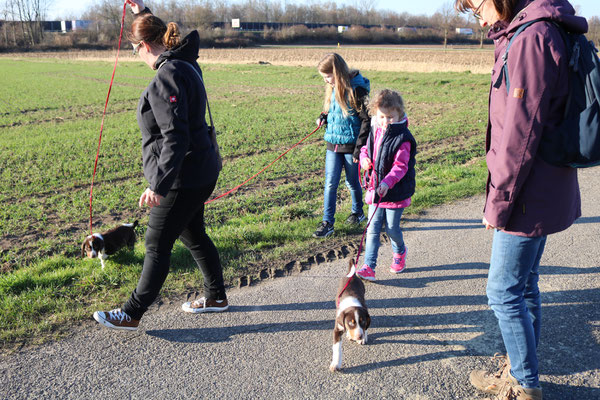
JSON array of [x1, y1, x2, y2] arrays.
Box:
[[130, 14, 181, 50], [163, 22, 180, 49]]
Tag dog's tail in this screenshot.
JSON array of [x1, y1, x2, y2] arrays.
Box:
[[132, 220, 139, 229], [347, 259, 356, 277]]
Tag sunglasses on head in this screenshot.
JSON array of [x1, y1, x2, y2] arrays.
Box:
[[132, 41, 143, 56]]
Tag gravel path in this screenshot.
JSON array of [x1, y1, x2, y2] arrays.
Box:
[[1, 169, 599, 400]]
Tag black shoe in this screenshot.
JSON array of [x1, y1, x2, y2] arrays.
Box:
[[313, 221, 334, 238], [346, 212, 366, 225]]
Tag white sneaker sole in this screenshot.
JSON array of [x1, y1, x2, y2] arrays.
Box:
[[181, 302, 229, 314], [93, 312, 138, 331], [313, 230, 334, 238], [390, 268, 406, 274], [357, 274, 376, 282]]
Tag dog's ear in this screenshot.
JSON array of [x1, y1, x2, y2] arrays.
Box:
[[365, 312, 371, 330], [92, 236, 103, 249], [334, 314, 345, 333], [81, 240, 87, 257]]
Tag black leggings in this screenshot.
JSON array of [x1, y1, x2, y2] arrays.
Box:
[[123, 183, 225, 320]]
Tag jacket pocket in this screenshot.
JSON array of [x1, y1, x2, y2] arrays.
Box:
[[150, 140, 161, 158]]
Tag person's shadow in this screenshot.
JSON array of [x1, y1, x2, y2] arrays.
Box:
[[146, 261, 600, 399]]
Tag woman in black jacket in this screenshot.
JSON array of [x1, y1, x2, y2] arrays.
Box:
[[93, 0, 227, 331]]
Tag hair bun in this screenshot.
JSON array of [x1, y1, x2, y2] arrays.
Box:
[[164, 22, 181, 49]]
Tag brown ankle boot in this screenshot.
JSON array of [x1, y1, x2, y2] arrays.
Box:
[[469, 353, 511, 394], [495, 374, 542, 400]]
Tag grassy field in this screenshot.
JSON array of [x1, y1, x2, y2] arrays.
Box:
[[0, 53, 490, 347]]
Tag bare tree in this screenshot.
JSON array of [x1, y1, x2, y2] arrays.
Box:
[[353, 0, 378, 25], [434, 0, 460, 48], [588, 16, 600, 45], [82, 0, 125, 43], [6, 0, 50, 45]]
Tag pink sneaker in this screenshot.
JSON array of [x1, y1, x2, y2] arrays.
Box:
[[390, 249, 407, 273], [356, 264, 376, 281]]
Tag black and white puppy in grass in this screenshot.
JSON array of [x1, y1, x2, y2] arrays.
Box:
[[330, 259, 371, 372], [81, 221, 138, 269]]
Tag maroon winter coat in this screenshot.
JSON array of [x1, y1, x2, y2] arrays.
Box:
[[484, 0, 586, 237]]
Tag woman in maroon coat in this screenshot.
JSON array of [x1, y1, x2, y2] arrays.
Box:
[[455, 0, 586, 399]]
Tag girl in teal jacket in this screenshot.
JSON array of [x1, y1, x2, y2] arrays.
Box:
[[313, 53, 370, 238]]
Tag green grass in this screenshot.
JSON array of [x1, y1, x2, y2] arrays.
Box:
[[0, 57, 490, 346]]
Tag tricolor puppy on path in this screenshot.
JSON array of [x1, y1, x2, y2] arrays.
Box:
[[330, 259, 371, 372], [81, 221, 138, 269]]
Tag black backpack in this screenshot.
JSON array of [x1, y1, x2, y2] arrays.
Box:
[[494, 18, 600, 168]]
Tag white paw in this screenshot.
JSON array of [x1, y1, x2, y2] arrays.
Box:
[[329, 363, 341, 372]]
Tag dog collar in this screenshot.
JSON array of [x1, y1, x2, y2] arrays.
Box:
[[337, 297, 363, 316]]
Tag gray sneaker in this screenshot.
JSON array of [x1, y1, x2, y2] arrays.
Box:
[[313, 221, 334, 238], [346, 212, 366, 225]]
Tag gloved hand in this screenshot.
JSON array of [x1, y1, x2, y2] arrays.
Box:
[[377, 182, 389, 197], [316, 112, 327, 127]]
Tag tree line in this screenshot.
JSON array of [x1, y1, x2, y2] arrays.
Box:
[[1, 0, 599, 49]]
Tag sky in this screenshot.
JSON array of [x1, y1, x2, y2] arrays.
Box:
[[48, 0, 600, 21]]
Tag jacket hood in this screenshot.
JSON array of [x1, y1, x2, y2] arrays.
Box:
[[154, 30, 200, 69], [350, 71, 370, 92], [489, 0, 588, 40]]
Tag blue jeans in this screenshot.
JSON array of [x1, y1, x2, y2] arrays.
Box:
[[322, 150, 363, 224], [363, 205, 405, 269], [487, 229, 547, 389]]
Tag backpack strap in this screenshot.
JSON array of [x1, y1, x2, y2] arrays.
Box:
[[185, 62, 214, 129], [493, 19, 544, 94]]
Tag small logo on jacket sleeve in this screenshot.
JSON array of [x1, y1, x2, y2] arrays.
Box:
[[513, 88, 525, 99], [169, 95, 177, 103]]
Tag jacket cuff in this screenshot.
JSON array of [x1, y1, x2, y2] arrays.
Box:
[[484, 186, 511, 228], [381, 176, 396, 189], [133, 7, 151, 16], [150, 182, 168, 198]]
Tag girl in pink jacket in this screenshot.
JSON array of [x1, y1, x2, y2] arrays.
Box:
[[356, 90, 417, 281]]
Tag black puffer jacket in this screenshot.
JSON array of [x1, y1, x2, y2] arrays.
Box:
[[137, 30, 219, 196], [366, 121, 417, 203]]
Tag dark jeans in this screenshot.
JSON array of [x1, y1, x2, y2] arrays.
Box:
[[123, 183, 225, 320]]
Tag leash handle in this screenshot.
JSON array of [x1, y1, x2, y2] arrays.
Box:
[[89, 0, 128, 235]]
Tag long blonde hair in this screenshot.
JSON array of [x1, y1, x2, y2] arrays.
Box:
[[318, 53, 360, 117]]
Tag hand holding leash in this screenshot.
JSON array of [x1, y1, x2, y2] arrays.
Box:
[[376, 182, 389, 197], [316, 112, 327, 127], [126, 0, 144, 14], [360, 158, 372, 170]]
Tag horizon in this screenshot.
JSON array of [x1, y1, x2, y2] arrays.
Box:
[[46, 0, 600, 21]]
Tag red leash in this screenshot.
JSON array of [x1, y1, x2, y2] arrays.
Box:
[[88, 1, 128, 235], [205, 123, 323, 204], [336, 165, 381, 306]]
